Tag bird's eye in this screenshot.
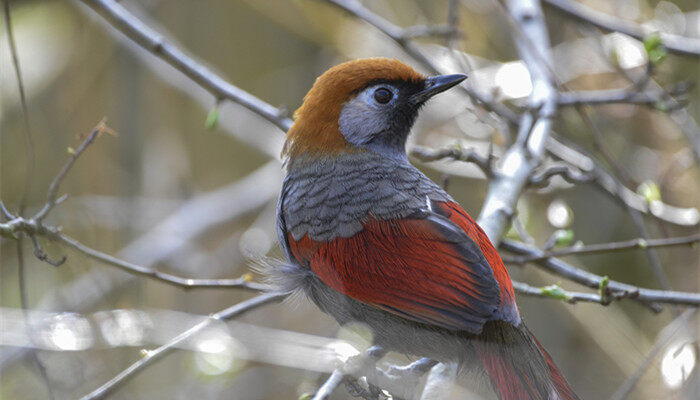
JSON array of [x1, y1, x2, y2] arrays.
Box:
[[373, 88, 393, 104]]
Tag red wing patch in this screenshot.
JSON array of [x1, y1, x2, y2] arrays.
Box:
[[434, 202, 516, 308], [287, 215, 503, 333]]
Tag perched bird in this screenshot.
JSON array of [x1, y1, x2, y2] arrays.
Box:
[[273, 58, 578, 400]]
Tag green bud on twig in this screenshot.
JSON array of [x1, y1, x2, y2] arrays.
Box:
[[599, 276, 610, 304], [637, 180, 661, 203], [644, 33, 666, 65], [205, 106, 220, 130], [541, 284, 572, 302], [554, 229, 574, 247]]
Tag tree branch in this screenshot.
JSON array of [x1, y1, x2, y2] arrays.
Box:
[[502, 239, 700, 307], [503, 234, 700, 264], [77, 0, 292, 132], [410, 145, 495, 178], [0, 162, 280, 372], [78, 293, 284, 400], [512, 280, 636, 305], [34, 119, 109, 222], [528, 163, 592, 187], [557, 86, 690, 110], [476, 0, 557, 243], [3, 0, 34, 216]]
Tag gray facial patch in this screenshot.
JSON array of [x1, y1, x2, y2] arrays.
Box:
[[338, 84, 397, 147]]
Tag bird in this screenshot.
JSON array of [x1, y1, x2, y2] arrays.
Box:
[[271, 58, 579, 400]]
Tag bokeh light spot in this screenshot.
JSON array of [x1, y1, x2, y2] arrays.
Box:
[[46, 313, 93, 351], [547, 199, 573, 228], [495, 62, 532, 99], [661, 341, 697, 389]]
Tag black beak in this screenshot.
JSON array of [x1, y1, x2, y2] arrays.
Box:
[[411, 74, 467, 104]]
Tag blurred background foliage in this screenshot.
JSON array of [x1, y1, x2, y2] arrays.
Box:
[[1, 0, 698, 399]]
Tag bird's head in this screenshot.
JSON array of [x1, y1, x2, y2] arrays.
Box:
[[283, 58, 466, 160]]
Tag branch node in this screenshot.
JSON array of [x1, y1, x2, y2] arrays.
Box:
[[30, 234, 67, 267]]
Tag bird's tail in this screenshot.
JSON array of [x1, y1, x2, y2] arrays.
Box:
[[473, 321, 579, 400]]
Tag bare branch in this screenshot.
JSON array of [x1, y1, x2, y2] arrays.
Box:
[[29, 235, 66, 267], [503, 234, 700, 264], [543, 0, 700, 57], [512, 280, 635, 305], [35, 120, 108, 222], [1, 162, 280, 372], [581, 105, 676, 291], [3, 0, 35, 216], [410, 145, 494, 178], [557, 86, 690, 110], [476, 0, 557, 243], [14, 239, 56, 400], [4, 3, 55, 396], [0, 216, 269, 291], [78, 293, 284, 400], [0, 200, 13, 221], [0, 118, 273, 289], [529, 164, 592, 187], [77, 0, 292, 132], [502, 239, 700, 307]]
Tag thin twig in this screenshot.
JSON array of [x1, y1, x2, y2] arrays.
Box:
[[0, 200, 13, 221], [3, 0, 34, 216], [578, 23, 700, 162], [4, 2, 55, 398], [367, 357, 438, 400], [385, 357, 438, 377], [57, 231, 270, 290], [557, 87, 690, 110], [543, 0, 700, 57], [15, 239, 56, 400], [529, 164, 592, 187], [0, 163, 281, 373], [514, 280, 607, 304], [502, 239, 700, 307], [0, 216, 268, 290], [78, 292, 284, 400], [35, 120, 108, 222], [503, 234, 700, 264], [582, 106, 675, 291], [29, 235, 66, 267], [410, 145, 494, 177]]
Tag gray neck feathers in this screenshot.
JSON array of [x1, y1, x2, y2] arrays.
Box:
[[280, 152, 450, 242]]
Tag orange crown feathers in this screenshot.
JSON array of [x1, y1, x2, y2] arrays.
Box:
[[283, 58, 425, 158]]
